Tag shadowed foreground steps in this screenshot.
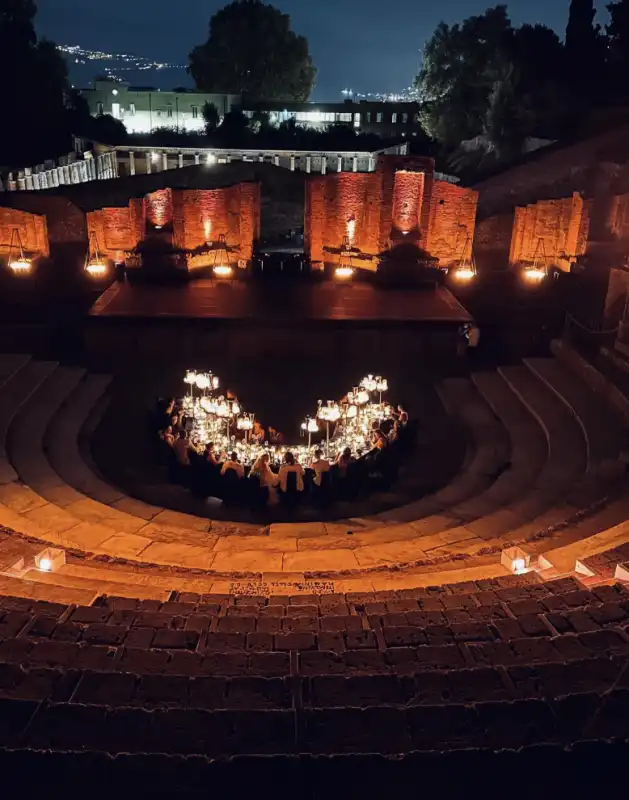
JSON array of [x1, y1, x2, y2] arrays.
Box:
[[0, 340, 627, 794]]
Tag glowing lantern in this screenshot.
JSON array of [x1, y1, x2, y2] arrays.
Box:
[[6, 228, 33, 275], [335, 266, 354, 280], [38, 557, 52, 572], [361, 374, 377, 393], [196, 374, 210, 391], [523, 267, 546, 282], [85, 231, 108, 277], [452, 266, 476, 281], [213, 264, 233, 278]]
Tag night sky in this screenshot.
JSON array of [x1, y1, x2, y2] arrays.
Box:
[[37, 0, 610, 99]]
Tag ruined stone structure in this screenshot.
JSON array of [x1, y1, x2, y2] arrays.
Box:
[[86, 183, 261, 268], [508, 193, 590, 270], [305, 156, 479, 271], [0, 207, 49, 261]]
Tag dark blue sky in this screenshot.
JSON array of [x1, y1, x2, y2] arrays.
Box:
[[37, 0, 609, 99]]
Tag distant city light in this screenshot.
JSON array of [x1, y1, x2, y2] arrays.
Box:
[[57, 44, 185, 82]]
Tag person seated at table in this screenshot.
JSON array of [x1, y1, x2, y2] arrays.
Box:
[[252, 420, 266, 444], [161, 425, 175, 448], [335, 447, 353, 477], [221, 451, 245, 479], [395, 405, 409, 425], [310, 449, 331, 487], [251, 453, 279, 505], [278, 451, 304, 493], [174, 430, 191, 466], [369, 429, 388, 453], [388, 421, 401, 443], [204, 442, 220, 466]]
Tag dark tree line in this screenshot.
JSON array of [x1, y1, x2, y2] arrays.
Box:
[[415, 1, 629, 160], [189, 0, 316, 101], [0, 0, 130, 166]]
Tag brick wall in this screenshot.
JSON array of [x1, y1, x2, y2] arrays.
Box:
[[86, 182, 260, 264], [425, 181, 478, 266], [86, 206, 142, 259], [0, 208, 49, 258], [144, 188, 173, 229], [508, 192, 588, 269], [305, 155, 455, 270], [173, 183, 260, 262], [304, 172, 381, 267]]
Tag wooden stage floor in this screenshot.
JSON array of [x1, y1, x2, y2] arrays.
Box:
[[90, 280, 473, 325]]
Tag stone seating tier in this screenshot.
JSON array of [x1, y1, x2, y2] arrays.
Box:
[[0, 577, 627, 763], [0, 351, 626, 588]]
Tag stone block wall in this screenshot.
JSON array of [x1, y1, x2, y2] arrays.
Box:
[[86, 182, 260, 264], [86, 202, 144, 260], [304, 155, 476, 270], [425, 181, 478, 267], [508, 192, 588, 269], [172, 183, 260, 262], [0, 207, 49, 258], [305, 172, 382, 267]]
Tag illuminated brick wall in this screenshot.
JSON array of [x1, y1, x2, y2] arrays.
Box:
[[305, 172, 382, 268], [426, 181, 479, 266], [304, 156, 478, 270], [172, 183, 260, 262], [144, 188, 173, 229], [86, 182, 260, 264], [509, 192, 588, 268], [0, 208, 49, 258]]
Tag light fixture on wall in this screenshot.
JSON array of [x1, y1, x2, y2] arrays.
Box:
[[85, 231, 108, 277], [211, 233, 233, 278], [335, 233, 354, 280], [6, 228, 33, 274]]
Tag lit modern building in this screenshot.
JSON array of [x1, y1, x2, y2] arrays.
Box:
[[79, 80, 241, 135], [241, 100, 421, 138]]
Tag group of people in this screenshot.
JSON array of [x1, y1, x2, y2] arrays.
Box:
[[153, 397, 411, 510]]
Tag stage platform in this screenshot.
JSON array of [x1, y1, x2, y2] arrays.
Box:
[[86, 280, 473, 367], [90, 280, 473, 325]]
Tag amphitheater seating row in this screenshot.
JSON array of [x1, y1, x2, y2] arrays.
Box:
[[0, 347, 625, 594], [0, 577, 627, 758]]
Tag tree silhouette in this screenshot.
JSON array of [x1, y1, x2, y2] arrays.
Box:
[[0, 0, 70, 164], [189, 0, 316, 101]]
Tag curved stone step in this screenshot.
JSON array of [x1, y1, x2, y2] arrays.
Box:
[[0, 360, 57, 485], [8, 366, 86, 507], [498, 365, 587, 492], [21, 567, 171, 602], [0, 354, 31, 388], [524, 356, 627, 472]]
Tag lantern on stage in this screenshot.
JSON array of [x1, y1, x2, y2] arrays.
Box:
[[360, 374, 377, 393], [301, 416, 319, 448], [184, 371, 197, 397], [376, 376, 388, 403], [196, 373, 211, 393]]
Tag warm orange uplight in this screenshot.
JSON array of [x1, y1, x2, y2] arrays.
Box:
[[213, 264, 233, 278], [9, 258, 32, 273], [523, 267, 546, 282], [335, 266, 354, 279], [512, 558, 526, 574], [452, 266, 476, 281], [86, 260, 108, 277]]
